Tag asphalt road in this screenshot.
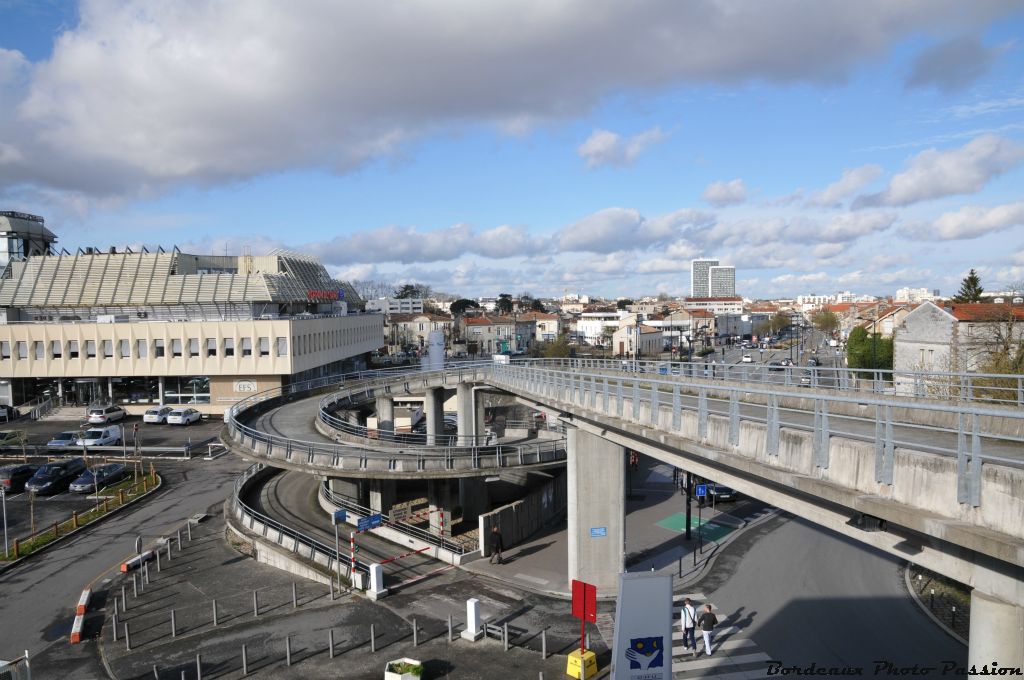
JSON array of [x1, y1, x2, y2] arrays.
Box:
[[0, 454, 248, 664]]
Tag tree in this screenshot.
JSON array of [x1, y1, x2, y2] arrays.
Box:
[[952, 269, 984, 303], [846, 326, 892, 372], [393, 283, 431, 299], [542, 334, 572, 358], [450, 298, 480, 316], [812, 310, 839, 335], [496, 293, 514, 315], [530, 298, 546, 312], [616, 299, 634, 311], [768, 312, 790, 335]]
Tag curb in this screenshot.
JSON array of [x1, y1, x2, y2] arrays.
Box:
[[672, 506, 781, 593], [902, 563, 967, 646], [0, 475, 164, 577]]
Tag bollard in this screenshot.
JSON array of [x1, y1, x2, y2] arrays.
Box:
[[113, 609, 119, 642], [167, 542, 172, 563], [286, 635, 292, 666], [292, 582, 297, 609], [504, 622, 509, 651], [156, 548, 161, 573], [171, 609, 176, 637], [930, 589, 935, 609], [242, 644, 248, 676], [152, 665, 158, 679], [133, 573, 138, 598], [72, 512, 78, 529], [181, 672, 185, 680], [177, 529, 182, 550], [448, 614, 452, 642], [124, 622, 131, 651], [196, 653, 202, 680], [121, 585, 127, 611], [187, 522, 192, 541], [585, 632, 590, 649], [370, 623, 376, 653], [542, 629, 547, 659], [143, 562, 149, 586], [540, 673, 544, 680], [329, 629, 335, 659], [212, 599, 218, 627], [413, 618, 418, 647], [951, 606, 957, 628], [253, 590, 259, 617]]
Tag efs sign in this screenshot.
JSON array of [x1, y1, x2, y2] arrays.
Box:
[[307, 289, 345, 301], [234, 380, 257, 393]]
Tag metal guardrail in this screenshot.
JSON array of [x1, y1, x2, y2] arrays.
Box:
[[488, 363, 1024, 508], [318, 482, 469, 555], [230, 463, 368, 579], [525, 357, 1024, 408]]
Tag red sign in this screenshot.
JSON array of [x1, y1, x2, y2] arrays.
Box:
[[307, 289, 344, 301], [571, 579, 597, 623]]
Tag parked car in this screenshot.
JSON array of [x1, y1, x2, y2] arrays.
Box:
[[707, 484, 738, 502], [740, 354, 753, 363], [167, 408, 202, 426], [780, 358, 795, 367], [0, 430, 23, 447], [69, 463, 126, 493], [87, 405, 126, 424], [143, 406, 174, 424], [0, 404, 19, 422], [47, 431, 80, 447], [0, 464, 39, 493], [767, 361, 784, 372], [807, 357, 820, 367], [25, 458, 87, 495], [799, 370, 814, 386], [75, 425, 123, 447]]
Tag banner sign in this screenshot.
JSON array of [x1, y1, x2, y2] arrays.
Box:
[[612, 572, 673, 680], [307, 289, 346, 300]]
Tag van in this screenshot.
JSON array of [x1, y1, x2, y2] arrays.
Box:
[[75, 425, 123, 447]]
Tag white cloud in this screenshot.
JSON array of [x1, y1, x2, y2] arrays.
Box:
[[577, 127, 666, 168], [636, 258, 690, 274], [853, 135, 1024, 208], [556, 207, 713, 254], [2, 0, 1018, 199], [927, 202, 1024, 240], [807, 164, 882, 207], [819, 212, 897, 242], [702, 179, 747, 207]]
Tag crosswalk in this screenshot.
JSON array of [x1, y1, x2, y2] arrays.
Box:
[[670, 592, 770, 679]]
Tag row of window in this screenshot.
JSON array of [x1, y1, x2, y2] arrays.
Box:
[[0, 337, 288, 361]]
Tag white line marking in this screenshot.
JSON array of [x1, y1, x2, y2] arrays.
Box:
[[673, 652, 771, 671], [513, 573, 550, 586]]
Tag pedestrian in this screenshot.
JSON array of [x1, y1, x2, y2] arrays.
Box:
[[680, 597, 697, 657], [489, 525, 503, 564], [697, 603, 718, 656]]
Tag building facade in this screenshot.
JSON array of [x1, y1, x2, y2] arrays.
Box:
[[385, 313, 454, 352], [365, 297, 424, 315], [690, 258, 719, 298], [0, 241, 381, 415], [708, 266, 736, 297]]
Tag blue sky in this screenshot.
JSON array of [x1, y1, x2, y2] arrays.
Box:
[[1, 1, 1023, 300]]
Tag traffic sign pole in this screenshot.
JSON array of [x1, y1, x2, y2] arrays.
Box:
[[334, 523, 341, 582]]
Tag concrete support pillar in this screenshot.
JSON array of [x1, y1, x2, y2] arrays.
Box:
[[157, 376, 164, 406], [375, 395, 395, 438], [108, 377, 114, 401], [566, 427, 625, 593], [328, 477, 359, 500], [456, 383, 476, 447], [425, 387, 445, 446], [427, 479, 452, 538], [367, 479, 396, 514], [969, 590, 1024, 670], [459, 477, 489, 523]]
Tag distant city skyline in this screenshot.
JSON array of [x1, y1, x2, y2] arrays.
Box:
[[0, 2, 1022, 299]]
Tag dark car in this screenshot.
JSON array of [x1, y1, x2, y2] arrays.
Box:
[[25, 458, 87, 495], [807, 357, 820, 367], [708, 484, 738, 502], [0, 404, 19, 422], [69, 463, 126, 493], [767, 361, 784, 372], [0, 464, 39, 493]]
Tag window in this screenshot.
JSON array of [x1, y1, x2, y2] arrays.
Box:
[[276, 337, 287, 356], [241, 337, 252, 357], [154, 339, 165, 358], [136, 339, 147, 358], [68, 340, 79, 359], [171, 339, 182, 358], [85, 340, 96, 358], [51, 340, 61, 359], [224, 338, 235, 357], [206, 338, 217, 358], [163, 376, 211, 405], [1, 341, 10, 360], [120, 339, 131, 358], [188, 338, 199, 357], [102, 340, 113, 358], [15, 341, 27, 359], [33, 341, 44, 360], [112, 377, 158, 405], [259, 337, 270, 357]]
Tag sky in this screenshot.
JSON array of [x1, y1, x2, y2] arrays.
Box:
[[1, 1, 1024, 301]]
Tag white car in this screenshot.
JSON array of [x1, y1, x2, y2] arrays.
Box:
[[87, 405, 126, 424], [143, 406, 174, 424], [75, 425, 122, 447], [740, 354, 753, 363], [167, 408, 202, 426]]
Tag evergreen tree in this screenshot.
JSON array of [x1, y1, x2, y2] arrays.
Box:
[[953, 269, 984, 303]]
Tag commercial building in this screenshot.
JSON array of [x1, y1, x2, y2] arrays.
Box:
[[681, 296, 743, 315], [365, 298, 424, 315], [690, 258, 719, 298], [0, 226, 382, 415], [709, 265, 736, 297], [0, 212, 57, 269]]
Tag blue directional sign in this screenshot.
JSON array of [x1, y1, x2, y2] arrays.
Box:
[[695, 484, 707, 498], [332, 509, 346, 525], [357, 516, 372, 532], [590, 526, 607, 538], [369, 513, 382, 528], [357, 513, 383, 532]]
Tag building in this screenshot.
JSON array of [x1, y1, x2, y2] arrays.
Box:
[[384, 313, 454, 352], [894, 301, 1024, 375], [894, 287, 940, 303], [690, 258, 719, 298], [0, 212, 57, 270], [708, 266, 736, 298], [461, 315, 534, 354], [681, 296, 743, 316], [0, 239, 381, 415], [517, 311, 563, 342], [365, 297, 424, 315], [611, 323, 662, 358], [575, 311, 623, 346]]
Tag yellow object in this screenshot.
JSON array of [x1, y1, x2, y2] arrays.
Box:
[[566, 649, 598, 679]]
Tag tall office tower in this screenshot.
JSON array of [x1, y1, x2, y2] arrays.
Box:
[[709, 266, 736, 297], [690, 258, 719, 298]]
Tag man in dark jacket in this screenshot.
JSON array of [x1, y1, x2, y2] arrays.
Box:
[[489, 526, 503, 564], [697, 604, 718, 656]]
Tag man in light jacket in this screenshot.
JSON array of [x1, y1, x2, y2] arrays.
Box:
[[680, 597, 697, 657]]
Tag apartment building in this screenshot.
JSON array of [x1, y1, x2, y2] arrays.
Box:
[[385, 312, 454, 351], [365, 297, 424, 315]]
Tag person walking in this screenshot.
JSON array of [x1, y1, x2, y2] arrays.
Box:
[[489, 525, 503, 564], [697, 603, 718, 656], [680, 597, 697, 657]]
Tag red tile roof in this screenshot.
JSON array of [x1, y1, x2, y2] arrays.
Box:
[[949, 303, 1024, 321]]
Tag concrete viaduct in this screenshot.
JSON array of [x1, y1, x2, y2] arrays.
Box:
[[223, 359, 1024, 669]]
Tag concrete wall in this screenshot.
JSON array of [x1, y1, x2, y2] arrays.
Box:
[[478, 470, 567, 556]]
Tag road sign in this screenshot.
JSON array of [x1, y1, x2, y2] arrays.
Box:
[[332, 509, 346, 525], [571, 579, 597, 623], [590, 526, 607, 538], [695, 484, 707, 498], [357, 513, 383, 532]]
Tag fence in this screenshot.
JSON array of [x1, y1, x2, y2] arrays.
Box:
[[0, 651, 31, 680]]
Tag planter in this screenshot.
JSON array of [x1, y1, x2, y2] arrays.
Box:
[[384, 657, 423, 680]]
